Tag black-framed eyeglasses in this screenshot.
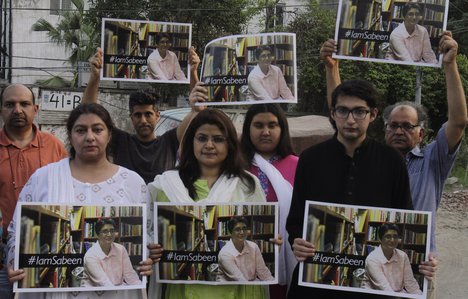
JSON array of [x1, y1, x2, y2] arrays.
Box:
[[383, 234, 401, 241], [99, 229, 116, 235], [233, 227, 249, 233], [385, 122, 420, 132], [195, 135, 227, 144], [333, 107, 370, 120]]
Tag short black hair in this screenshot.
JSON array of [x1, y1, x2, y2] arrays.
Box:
[[155, 32, 171, 45], [227, 216, 249, 234], [256, 45, 273, 60], [378, 223, 401, 240], [402, 2, 423, 17], [0, 84, 36, 106], [66, 103, 114, 159], [129, 91, 159, 113], [95, 218, 116, 236]]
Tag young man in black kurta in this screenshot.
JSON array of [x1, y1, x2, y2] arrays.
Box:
[[286, 80, 413, 299]]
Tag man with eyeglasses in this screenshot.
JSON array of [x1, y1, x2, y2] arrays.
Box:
[[147, 32, 187, 81], [248, 45, 294, 101], [319, 31, 464, 299], [286, 79, 414, 299], [387, 2, 437, 63]]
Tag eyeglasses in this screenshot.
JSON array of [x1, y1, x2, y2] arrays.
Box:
[[383, 234, 401, 241], [259, 54, 274, 59], [99, 229, 116, 235], [333, 107, 370, 120], [158, 40, 172, 45], [406, 12, 421, 17], [385, 122, 420, 132], [195, 135, 227, 144], [233, 227, 249, 233]]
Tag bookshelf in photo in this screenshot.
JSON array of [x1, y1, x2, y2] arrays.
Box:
[[19, 205, 144, 289], [202, 34, 294, 102], [304, 204, 429, 290], [103, 20, 140, 79], [103, 20, 190, 79], [339, 0, 386, 58], [20, 205, 73, 288], [157, 204, 276, 281], [303, 205, 354, 286]]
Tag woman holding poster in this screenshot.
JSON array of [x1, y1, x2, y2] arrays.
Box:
[[148, 107, 273, 299], [240, 103, 297, 298], [146, 33, 187, 81], [387, 2, 437, 63], [7, 103, 154, 299]]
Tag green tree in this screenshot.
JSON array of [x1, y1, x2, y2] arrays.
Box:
[[448, 0, 468, 56], [32, 0, 99, 87]]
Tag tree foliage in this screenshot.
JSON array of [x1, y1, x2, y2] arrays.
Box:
[[32, 0, 99, 87], [448, 0, 468, 56]]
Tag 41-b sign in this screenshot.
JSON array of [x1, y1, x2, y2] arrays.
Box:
[[40, 90, 82, 111]]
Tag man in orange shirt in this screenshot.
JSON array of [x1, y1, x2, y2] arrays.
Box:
[[0, 84, 67, 298]]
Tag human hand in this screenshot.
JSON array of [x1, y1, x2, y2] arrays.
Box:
[[269, 234, 283, 246], [89, 48, 103, 78], [147, 243, 164, 264], [137, 258, 154, 276], [439, 31, 458, 65], [8, 267, 25, 283], [189, 81, 208, 112], [188, 46, 201, 71], [320, 39, 339, 69], [419, 254, 438, 281], [292, 238, 315, 262]]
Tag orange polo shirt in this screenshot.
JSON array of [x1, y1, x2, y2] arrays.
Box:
[[0, 125, 67, 238]]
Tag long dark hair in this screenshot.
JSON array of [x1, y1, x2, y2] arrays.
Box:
[[178, 109, 255, 198], [66, 103, 114, 159], [241, 104, 294, 164]]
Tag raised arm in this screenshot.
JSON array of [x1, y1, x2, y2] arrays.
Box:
[[319, 39, 341, 109], [189, 46, 200, 91], [440, 31, 468, 153], [82, 48, 102, 104], [176, 81, 207, 142]]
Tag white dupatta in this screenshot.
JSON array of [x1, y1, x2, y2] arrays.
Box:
[[252, 153, 297, 287]]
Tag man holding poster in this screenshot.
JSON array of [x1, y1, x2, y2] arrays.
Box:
[[286, 78, 415, 298]]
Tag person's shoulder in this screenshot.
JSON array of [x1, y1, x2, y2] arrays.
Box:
[[300, 138, 334, 159], [117, 166, 146, 185], [283, 154, 299, 163], [369, 139, 403, 158]]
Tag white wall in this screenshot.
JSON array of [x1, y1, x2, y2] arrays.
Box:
[[12, 0, 81, 84]]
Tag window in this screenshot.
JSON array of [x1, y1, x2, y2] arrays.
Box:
[[50, 0, 71, 15]]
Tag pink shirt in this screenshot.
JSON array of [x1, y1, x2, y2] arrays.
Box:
[[217, 239, 274, 281], [364, 245, 422, 294], [248, 64, 294, 101], [387, 23, 437, 63], [249, 155, 298, 202], [147, 49, 186, 81], [81, 241, 141, 287]]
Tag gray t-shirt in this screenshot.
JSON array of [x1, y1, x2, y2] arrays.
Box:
[[110, 127, 179, 183]]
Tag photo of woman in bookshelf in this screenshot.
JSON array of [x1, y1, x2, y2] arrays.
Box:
[[386, 2, 438, 64], [217, 216, 274, 282], [81, 218, 141, 287], [146, 32, 187, 81], [247, 45, 294, 101], [363, 223, 422, 294]]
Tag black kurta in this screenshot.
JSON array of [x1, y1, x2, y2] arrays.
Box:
[[286, 136, 413, 299]]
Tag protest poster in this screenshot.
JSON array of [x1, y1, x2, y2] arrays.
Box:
[[199, 33, 297, 105], [299, 201, 430, 299], [155, 202, 279, 285], [14, 203, 147, 293], [101, 18, 192, 83], [334, 0, 448, 67]]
